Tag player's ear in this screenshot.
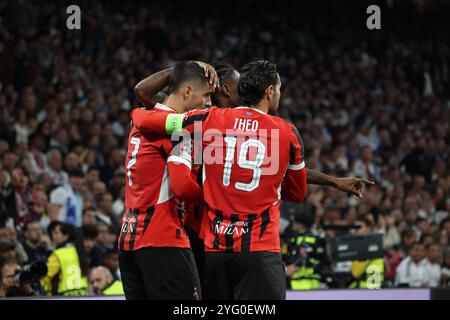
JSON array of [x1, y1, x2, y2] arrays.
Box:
[[265, 85, 274, 99], [183, 85, 193, 100], [221, 84, 231, 97]]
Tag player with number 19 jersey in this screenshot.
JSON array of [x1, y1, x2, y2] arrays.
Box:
[[118, 103, 191, 251], [130, 105, 307, 253]]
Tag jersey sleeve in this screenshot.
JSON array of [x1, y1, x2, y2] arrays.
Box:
[[167, 134, 203, 205], [281, 124, 307, 202], [130, 108, 169, 135], [131, 108, 211, 135]]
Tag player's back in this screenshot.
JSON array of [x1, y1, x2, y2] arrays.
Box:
[[198, 106, 302, 252], [119, 105, 190, 251]]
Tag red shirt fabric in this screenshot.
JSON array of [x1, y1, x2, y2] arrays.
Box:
[[118, 104, 191, 251]]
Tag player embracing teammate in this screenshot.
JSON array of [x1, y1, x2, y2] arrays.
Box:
[[128, 60, 374, 300]]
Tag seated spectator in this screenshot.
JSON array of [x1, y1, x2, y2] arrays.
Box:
[[11, 167, 38, 231], [49, 169, 84, 227], [45, 149, 68, 187], [395, 242, 429, 287], [424, 243, 441, 287], [95, 192, 120, 232], [21, 220, 51, 264], [440, 246, 450, 287], [89, 266, 124, 296], [0, 227, 27, 264], [399, 228, 417, 257], [96, 223, 118, 251], [81, 224, 103, 267], [82, 208, 97, 226], [103, 248, 120, 281], [0, 239, 16, 267], [27, 133, 48, 176]]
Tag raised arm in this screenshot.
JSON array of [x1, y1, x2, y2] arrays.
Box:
[[134, 62, 219, 107], [134, 67, 173, 107]]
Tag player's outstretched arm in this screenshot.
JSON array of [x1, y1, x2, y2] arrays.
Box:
[[130, 108, 171, 135], [306, 169, 375, 199], [131, 108, 209, 135]]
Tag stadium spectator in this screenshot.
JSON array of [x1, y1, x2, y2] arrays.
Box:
[[49, 169, 84, 228], [81, 224, 103, 268], [103, 248, 121, 281], [45, 149, 68, 187], [89, 266, 124, 295], [21, 220, 50, 264], [424, 243, 442, 287], [395, 242, 429, 287], [82, 208, 97, 226], [95, 193, 120, 232]]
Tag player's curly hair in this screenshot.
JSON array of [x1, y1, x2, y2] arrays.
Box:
[[210, 62, 237, 83], [238, 60, 278, 106]]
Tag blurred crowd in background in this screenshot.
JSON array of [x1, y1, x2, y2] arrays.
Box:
[[0, 0, 449, 296]]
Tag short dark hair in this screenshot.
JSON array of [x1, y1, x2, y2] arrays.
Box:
[[411, 241, 424, 249], [167, 61, 209, 94], [238, 60, 278, 106], [68, 168, 84, 178], [47, 221, 75, 242], [23, 220, 40, 232], [81, 224, 99, 240], [211, 62, 237, 83], [401, 228, 416, 239]]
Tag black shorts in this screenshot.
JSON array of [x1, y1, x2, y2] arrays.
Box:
[[185, 227, 208, 296], [204, 251, 286, 300], [118, 247, 201, 300]]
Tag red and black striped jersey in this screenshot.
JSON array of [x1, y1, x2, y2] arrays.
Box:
[[130, 106, 307, 253], [118, 103, 191, 251]]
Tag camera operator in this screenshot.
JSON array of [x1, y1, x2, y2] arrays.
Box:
[[0, 260, 33, 297], [348, 217, 384, 289], [282, 208, 323, 290]]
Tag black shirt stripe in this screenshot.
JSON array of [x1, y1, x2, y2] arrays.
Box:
[[225, 214, 240, 252], [259, 208, 271, 239], [143, 206, 155, 233], [241, 214, 257, 252]]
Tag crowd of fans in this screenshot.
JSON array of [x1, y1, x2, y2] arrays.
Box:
[[0, 0, 449, 296]]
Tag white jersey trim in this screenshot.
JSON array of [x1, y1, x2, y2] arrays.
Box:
[[167, 155, 192, 170], [288, 161, 305, 170]]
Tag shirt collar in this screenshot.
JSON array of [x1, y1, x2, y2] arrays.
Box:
[[154, 103, 176, 113], [234, 106, 267, 115]]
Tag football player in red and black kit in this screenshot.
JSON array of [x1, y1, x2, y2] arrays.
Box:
[[133, 61, 374, 299], [118, 61, 215, 300], [131, 61, 374, 299]]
